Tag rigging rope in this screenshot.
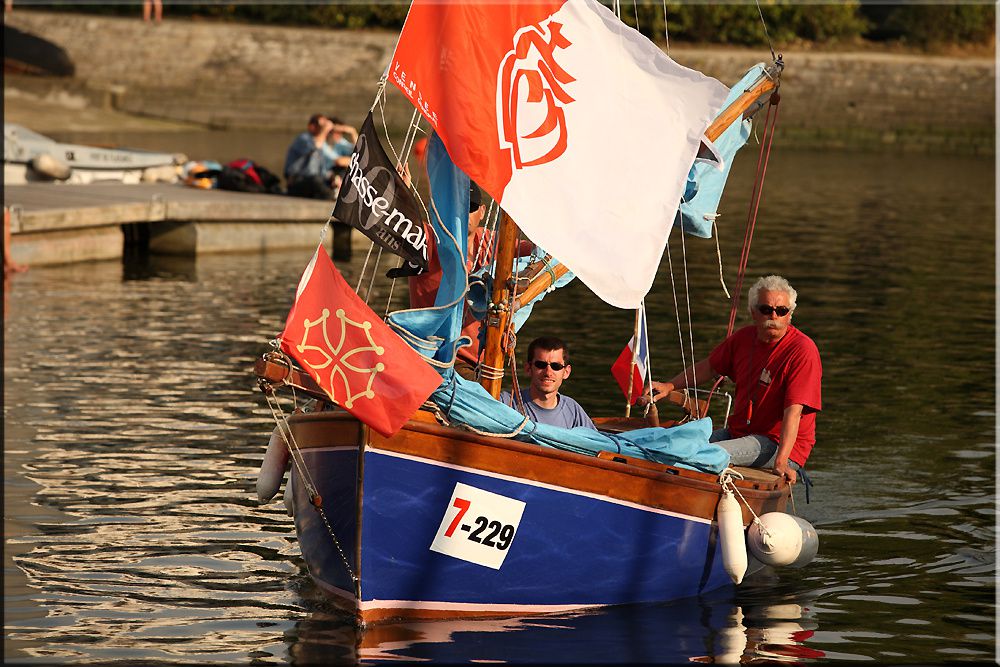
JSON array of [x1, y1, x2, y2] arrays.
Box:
[[753, 0, 777, 63], [726, 95, 780, 337], [664, 244, 690, 402], [364, 246, 384, 303], [662, 0, 670, 56], [678, 212, 699, 409], [705, 92, 781, 414], [712, 219, 731, 299]]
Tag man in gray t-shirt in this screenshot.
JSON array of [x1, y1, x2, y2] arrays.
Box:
[[500, 336, 597, 430]]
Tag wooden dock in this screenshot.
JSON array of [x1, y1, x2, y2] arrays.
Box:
[[4, 182, 353, 266]]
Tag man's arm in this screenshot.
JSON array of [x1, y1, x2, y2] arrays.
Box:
[[774, 403, 803, 484], [335, 123, 359, 144], [648, 358, 716, 403]]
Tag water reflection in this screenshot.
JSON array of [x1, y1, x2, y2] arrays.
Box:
[[4, 148, 995, 664], [284, 590, 824, 664]]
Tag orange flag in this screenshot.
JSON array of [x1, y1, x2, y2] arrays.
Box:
[[279, 247, 443, 437]]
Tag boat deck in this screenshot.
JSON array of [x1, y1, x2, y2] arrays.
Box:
[[4, 182, 352, 266]]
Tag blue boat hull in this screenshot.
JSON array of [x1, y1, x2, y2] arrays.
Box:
[[288, 412, 786, 624]]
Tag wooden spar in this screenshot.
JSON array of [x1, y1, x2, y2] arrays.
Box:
[[255, 356, 328, 401], [513, 262, 570, 311], [479, 211, 521, 398], [704, 65, 781, 143]]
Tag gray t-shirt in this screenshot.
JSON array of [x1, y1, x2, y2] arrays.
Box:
[[499, 388, 597, 430]]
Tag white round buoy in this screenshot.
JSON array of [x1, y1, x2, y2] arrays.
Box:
[[748, 512, 819, 568], [788, 515, 819, 568], [717, 488, 748, 585], [29, 153, 71, 180], [256, 427, 290, 503]]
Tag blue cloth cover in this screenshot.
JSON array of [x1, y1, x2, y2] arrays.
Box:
[[675, 64, 765, 238], [388, 134, 730, 474]]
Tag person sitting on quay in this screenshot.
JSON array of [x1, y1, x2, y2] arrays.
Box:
[[283, 113, 358, 200], [644, 275, 822, 484], [501, 336, 597, 430]]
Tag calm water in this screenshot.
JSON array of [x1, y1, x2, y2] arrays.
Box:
[[3, 145, 995, 664]]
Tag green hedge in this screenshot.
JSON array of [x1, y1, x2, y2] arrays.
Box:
[[49, 2, 995, 48]]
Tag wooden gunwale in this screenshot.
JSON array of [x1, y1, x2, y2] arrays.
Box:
[[286, 409, 786, 524]]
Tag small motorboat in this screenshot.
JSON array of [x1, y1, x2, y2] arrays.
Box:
[[3, 123, 184, 185]]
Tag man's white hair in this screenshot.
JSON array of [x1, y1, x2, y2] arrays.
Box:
[[748, 275, 797, 313]]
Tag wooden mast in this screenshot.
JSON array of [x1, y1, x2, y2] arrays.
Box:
[[479, 211, 520, 398]]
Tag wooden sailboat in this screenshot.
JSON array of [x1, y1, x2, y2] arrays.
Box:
[[254, 1, 811, 626]]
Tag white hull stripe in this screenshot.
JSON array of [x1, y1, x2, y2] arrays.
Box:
[[361, 598, 599, 614], [314, 577, 601, 615], [368, 446, 712, 525]]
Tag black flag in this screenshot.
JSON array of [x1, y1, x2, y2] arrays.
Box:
[[334, 112, 427, 270]]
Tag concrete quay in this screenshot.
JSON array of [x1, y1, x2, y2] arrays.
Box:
[[3, 10, 995, 155], [4, 182, 345, 266]]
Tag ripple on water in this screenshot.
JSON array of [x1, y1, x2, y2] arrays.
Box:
[[4, 150, 996, 663]]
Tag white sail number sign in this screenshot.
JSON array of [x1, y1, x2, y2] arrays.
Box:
[[430, 482, 525, 569]]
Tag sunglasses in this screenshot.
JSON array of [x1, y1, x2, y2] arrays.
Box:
[[532, 360, 567, 371], [756, 304, 791, 317]]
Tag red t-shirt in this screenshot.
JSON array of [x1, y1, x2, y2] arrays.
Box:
[[708, 325, 822, 466]]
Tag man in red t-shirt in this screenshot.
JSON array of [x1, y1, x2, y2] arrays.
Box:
[[647, 275, 822, 484]]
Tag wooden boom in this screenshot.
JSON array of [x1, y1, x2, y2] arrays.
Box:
[[514, 262, 570, 311], [705, 61, 782, 142]]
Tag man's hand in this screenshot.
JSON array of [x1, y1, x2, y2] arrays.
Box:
[[638, 381, 674, 406], [396, 161, 412, 188], [774, 459, 797, 485], [334, 123, 359, 142]]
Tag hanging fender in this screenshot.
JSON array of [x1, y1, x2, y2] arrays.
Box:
[[257, 426, 290, 503], [717, 487, 748, 585], [283, 473, 295, 517]]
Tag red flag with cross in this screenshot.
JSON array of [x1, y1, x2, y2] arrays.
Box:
[[279, 246, 443, 437]]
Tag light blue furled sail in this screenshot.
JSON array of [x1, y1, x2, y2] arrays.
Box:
[[388, 134, 729, 474], [676, 64, 766, 238], [432, 373, 728, 474], [388, 133, 470, 366]]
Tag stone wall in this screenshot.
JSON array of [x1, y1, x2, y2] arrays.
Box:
[[4, 10, 995, 155]]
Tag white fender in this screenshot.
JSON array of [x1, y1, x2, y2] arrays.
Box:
[[283, 473, 295, 516], [717, 488, 748, 585], [748, 512, 819, 568], [256, 427, 290, 503], [30, 153, 71, 180]]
